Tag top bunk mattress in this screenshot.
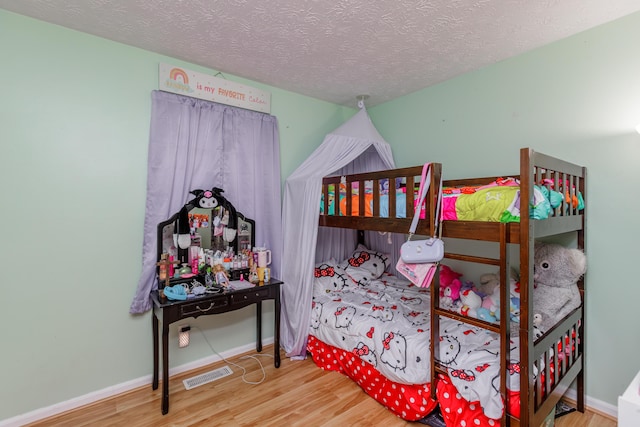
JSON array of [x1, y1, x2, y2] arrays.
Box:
[[318, 149, 586, 241], [320, 176, 584, 223]]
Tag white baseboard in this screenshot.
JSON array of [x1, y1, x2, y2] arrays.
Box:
[[563, 388, 618, 419], [0, 339, 272, 427]]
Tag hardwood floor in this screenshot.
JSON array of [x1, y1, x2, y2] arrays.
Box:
[[26, 346, 616, 427], [555, 410, 617, 427]]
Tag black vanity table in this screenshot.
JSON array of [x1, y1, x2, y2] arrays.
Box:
[[152, 187, 281, 414], [151, 278, 282, 415]]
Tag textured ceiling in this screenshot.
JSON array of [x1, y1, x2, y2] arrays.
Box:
[[2, 1, 640, 107]]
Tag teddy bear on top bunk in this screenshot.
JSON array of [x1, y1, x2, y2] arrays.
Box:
[[533, 242, 587, 332]]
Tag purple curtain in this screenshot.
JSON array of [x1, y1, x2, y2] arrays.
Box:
[[130, 91, 281, 314]]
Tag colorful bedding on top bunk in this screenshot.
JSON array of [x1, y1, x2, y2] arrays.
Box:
[[307, 246, 556, 422], [441, 177, 584, 222], [320, 179, 413, 218], [320, 176, 584, 222]]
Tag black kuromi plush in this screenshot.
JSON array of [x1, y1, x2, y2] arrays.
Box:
[[173, 187, 238, 249]]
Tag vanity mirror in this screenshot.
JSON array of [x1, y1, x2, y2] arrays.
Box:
[[156, 187, 255, 287]]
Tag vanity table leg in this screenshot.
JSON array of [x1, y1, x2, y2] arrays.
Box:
[[152, 309, 159, 390], [161, 317, 170, 415], [256, 301, 262, 352], [274, 287, 281, 368]]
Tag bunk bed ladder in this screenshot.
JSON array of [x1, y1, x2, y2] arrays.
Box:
[[430, 223, 512, 427]]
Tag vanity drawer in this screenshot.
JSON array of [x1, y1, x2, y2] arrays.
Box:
[[230, 288, 272, 305], [180, 298, 229, 316]]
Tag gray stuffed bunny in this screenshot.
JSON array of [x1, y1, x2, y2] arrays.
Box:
[[533, 242, 587, 331]]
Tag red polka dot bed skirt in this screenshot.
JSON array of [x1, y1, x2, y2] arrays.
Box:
[[307, 335, 437, 421], [436, 375, 521, 425], [307, 335, 522, 424]]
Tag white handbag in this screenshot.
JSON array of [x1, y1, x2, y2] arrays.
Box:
[[400, 237, 444, 264], [399, 163, 444, 264]]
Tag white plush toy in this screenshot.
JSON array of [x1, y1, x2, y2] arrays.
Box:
[[459, 288, 482, 318], [533, 242, 587, 331]]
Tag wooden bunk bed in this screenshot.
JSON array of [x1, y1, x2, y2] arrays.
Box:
[[314, 147, 586, 426]]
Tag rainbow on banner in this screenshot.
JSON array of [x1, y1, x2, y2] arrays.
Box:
[[164, 67, 193, 93], [169, 68, 189, 84]]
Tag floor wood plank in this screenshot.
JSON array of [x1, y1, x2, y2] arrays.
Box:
[[24, 345, 616, 427]]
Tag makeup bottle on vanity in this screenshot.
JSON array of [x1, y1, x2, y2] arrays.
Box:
[[169, 255, 176, 277], [158, 253, 168, 281]]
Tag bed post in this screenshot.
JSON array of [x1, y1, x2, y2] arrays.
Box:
[[519, 147, 534, 427], [576, 166, 587, 413]]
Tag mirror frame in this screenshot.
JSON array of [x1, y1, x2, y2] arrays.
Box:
[[156, 209, 255, 280]]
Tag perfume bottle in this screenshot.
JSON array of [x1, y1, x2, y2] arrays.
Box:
[[169, 255, 176, 277], [158, 253, 168, 281]]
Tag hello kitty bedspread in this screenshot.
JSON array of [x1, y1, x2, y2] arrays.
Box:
[[310, 268, 523, 419], [435, 321, 523, 419], [311, 273, 432, 385]]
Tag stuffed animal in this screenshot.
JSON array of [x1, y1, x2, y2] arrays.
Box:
[[532, 313, 545, 340], [191, 187, 238, 242], [533, 242, 587, 331], [473, 273, 502, 320], [173, 187, 238, 249], [475, 273, 500, 298], [439, 265, 463, 309], [476, 307, 497, 322], [441, 280, 462, 309], [173, 205, 192, 249], [440, 265, 463, 290], [459, 288, 482, 318], [510, 297, 521, 322], [481, 283, 500, 315], [533, 313, 543, 327]]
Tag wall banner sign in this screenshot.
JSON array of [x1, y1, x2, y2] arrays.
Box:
[[158, 63, 271, 114]]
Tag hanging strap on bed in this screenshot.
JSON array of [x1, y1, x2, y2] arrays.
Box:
[[408, 163, 443, 240]]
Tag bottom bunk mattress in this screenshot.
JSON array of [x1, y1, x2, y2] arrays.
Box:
[[310, 248, 580, 424], [310, 253, 526, 421]]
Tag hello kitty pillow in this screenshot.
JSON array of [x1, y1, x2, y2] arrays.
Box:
[[344, 245, 390, 286], [314, 260, 350, 294]]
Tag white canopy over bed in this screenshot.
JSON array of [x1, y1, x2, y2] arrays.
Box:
[[280, 107, 403, 359]]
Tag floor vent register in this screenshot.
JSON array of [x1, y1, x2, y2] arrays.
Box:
[[183, 365, 233, 390]]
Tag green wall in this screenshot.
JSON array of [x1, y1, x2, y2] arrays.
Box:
[[369, 11, 640, 409], [2, 5, 639, 422], [0, 9, 352, 421]]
